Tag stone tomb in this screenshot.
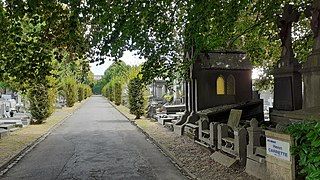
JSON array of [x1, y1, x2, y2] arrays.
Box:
[[245, 118, 267, 179], [197, 100, 263, 149], [211, 109, 248, 167], [271, 2, 320, 124], [174, 51, 263, 138], [273, 4, 302, 112]]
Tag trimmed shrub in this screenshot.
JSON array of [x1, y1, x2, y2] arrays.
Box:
[[28, 84, 51, 124], [85, 85, 92, 98], [102, 85, 108, 97], [114, 82, 122, 106], [109, 85, 114, 102], [62, 77, 78, 107], [78, 84, 85, 102], [128, 77, 146, 119]]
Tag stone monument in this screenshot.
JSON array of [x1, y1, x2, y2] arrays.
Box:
[[273, 4, 302, 111], [301, 0, 320, 108]]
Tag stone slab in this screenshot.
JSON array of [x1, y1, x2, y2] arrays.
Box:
[[158, 117, 174, 125], [0, 128, 9, 138], [210, 151, 237, 167], [227, 109, 242, 130], [0, 124, 14, 130], [246, 158, 267, 180]]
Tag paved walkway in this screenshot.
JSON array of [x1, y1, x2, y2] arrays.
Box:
[[1, 96, 186, 180]]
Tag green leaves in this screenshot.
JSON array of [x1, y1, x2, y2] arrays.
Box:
[[128, 77, 146, 119], [62, 76, 78, 107], [286, 119, 320, 179]]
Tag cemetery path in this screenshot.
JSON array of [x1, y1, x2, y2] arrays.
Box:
[[1, 96, 187, 180]]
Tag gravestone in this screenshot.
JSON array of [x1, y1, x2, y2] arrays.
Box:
[[301, 0, 320, 108], [227, 109, 242, 129], [273, 4, 302, 111]]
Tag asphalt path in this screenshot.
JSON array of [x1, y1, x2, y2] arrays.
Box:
[[1, 96, 186, 180]]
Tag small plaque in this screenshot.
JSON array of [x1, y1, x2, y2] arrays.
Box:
[[266, 138, 291, 161]]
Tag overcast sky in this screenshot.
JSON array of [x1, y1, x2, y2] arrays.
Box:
[[90, 51, 145, 75]]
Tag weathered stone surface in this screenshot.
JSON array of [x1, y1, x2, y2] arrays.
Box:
[[210, 152, 237, 167], [265, 130, 295, 180]]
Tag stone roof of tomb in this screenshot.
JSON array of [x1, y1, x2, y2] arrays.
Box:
[[197, 51, 252, 70]]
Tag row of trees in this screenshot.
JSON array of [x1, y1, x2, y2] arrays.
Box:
[[83, 0, 312, 89], [100, 61, 146, 119], [0, 1, 94, 123]]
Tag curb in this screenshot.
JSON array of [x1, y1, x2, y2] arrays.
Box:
[[0, 99, 89, 177], [108, 100, 198, 180]]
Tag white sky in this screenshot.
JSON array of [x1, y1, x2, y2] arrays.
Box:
[[90, 51, 262, 79], [90, 51, 145, 75]]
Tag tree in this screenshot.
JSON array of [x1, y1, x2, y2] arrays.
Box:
[[114, 81, 122, 106], [83, 0, 313, 89], [62, 77, 78, 107], [0, 1, 91, 123], [128, 77, 146, 119]]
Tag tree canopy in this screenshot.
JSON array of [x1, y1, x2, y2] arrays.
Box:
[[81, 0, 313, 88], [1, 0, 316, 89]]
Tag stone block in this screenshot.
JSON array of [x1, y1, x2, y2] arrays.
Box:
[[158, 117, 174, 125], [0, 124, 14, 130], [265, 130, 295, 180]]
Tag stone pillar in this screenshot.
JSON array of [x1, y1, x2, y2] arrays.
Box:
[[301, 53, 320, 108], [301, 1, 320, 108]]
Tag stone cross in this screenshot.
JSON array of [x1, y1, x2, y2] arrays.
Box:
[[305, 0, 320, 50], [277, 4, 300, 58]]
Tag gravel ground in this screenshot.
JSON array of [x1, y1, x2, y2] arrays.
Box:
[[112, 102, 257, 180]]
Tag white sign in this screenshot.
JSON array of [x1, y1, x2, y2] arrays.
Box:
[[266, 137, 291, 161]]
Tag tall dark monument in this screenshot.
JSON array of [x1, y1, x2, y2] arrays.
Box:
[[273, 4, 302, 111]]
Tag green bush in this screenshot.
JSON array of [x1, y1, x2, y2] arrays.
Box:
[[114, 82, 122, 106], [78, 84, 85, 102], [28, 84, 51, 124], [85, 85, 92, 98], [62, 77, 78, 107], [286, 119, 320, 180], [109, 85, 114, 102], [128, 77, 146, 119], [102, 85, 107, 97]]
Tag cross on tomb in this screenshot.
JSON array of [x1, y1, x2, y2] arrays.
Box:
[[277, 4, 300, 58]]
